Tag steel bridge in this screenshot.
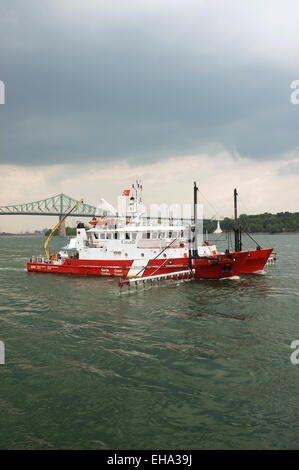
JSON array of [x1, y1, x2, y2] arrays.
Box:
[[0, 193, 97, 236], [0, 193, 97, 217]]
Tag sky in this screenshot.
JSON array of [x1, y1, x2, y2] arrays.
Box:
[[0, 0, 299, 232]]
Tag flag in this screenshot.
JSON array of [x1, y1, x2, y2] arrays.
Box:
[[122, 189, 130, 196]]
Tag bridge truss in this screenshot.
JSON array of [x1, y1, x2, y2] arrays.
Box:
[[0, 193, 97, 218]]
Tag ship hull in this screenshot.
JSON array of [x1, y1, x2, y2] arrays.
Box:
[[192, 251, 248, 279], [27, 258, 188, 277], [27, 258, 134, 277], [27, 251, 248, 279], [230, 248, 273, 274]]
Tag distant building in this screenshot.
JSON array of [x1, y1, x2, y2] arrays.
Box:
[[213, 220, 222, 234]]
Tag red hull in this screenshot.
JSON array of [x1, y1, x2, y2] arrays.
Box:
[[27, 258, 189, 277], [27, 251, 248, 280], [230, 248, 273, 273], [27, 258, 133, 277], [192, 251, 248, 279]]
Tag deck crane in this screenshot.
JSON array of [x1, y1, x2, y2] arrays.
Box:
[[44, 197, 84, 261]]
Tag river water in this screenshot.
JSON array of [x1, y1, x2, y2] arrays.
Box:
[[0, 234, 299, 449]]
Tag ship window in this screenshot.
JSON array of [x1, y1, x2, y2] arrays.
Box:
[[106, 233, 112, 239], [181, 230, 184, 237], [172, 231, 178, 238], [125, 232, 130, 240], [141, 253, 144, 257], [114, 232, 118, 239], [100, 233, 105, 239], [94, 233, 99, 239], [159, 232, 165, 239], [132, 232, 137, 240], [168, 231, 172, 238], [142, 232, 151, 239], [152, 232, 157, 239]]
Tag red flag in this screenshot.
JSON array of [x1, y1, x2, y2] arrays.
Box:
[[122, 189, 130, 196]]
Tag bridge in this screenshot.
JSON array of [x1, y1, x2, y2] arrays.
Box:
[[0, 193, 98, 236]]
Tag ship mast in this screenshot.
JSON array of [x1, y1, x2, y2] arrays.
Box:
[[128, 179, 143, 218], [233, 188, 242, 252], [193, 181, 199, 257]]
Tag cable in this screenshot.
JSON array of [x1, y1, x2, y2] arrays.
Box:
[[133, 237, 179, 278]]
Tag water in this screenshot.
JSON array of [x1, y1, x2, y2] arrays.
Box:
[[0, 234, 299, 450]]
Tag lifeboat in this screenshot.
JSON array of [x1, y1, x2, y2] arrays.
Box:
[[89, 217, 117, 226]]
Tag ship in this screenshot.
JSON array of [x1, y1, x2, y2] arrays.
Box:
[[27, 182, 250, 280]]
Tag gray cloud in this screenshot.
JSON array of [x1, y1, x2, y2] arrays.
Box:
[[0, 0, 298, 165], [277, 158, 299, 176]]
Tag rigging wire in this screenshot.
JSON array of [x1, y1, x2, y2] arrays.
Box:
[[238, 194, 274, 249], [133, 237, 180, 278], [234, 195, 260, 249], [197, 189, 232, 233]]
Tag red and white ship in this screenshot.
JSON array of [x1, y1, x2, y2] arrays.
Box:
[[27, 183, 272, 280]]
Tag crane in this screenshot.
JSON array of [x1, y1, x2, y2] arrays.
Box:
[[44, 197, 84, 261]]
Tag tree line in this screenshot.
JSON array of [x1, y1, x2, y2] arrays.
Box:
[[204, 212, 299, 234], [44, 211, 299, 236]]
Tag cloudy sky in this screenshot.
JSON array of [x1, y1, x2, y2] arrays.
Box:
[[0, 0, 299, 231]]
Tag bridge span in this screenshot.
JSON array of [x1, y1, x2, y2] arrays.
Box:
[[0, 193, 97, 236]]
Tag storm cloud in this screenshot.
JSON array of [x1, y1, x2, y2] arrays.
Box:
[[1, 0, 298, 166]]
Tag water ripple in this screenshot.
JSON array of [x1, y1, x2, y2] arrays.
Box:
[[1, 234, 299, 449]]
